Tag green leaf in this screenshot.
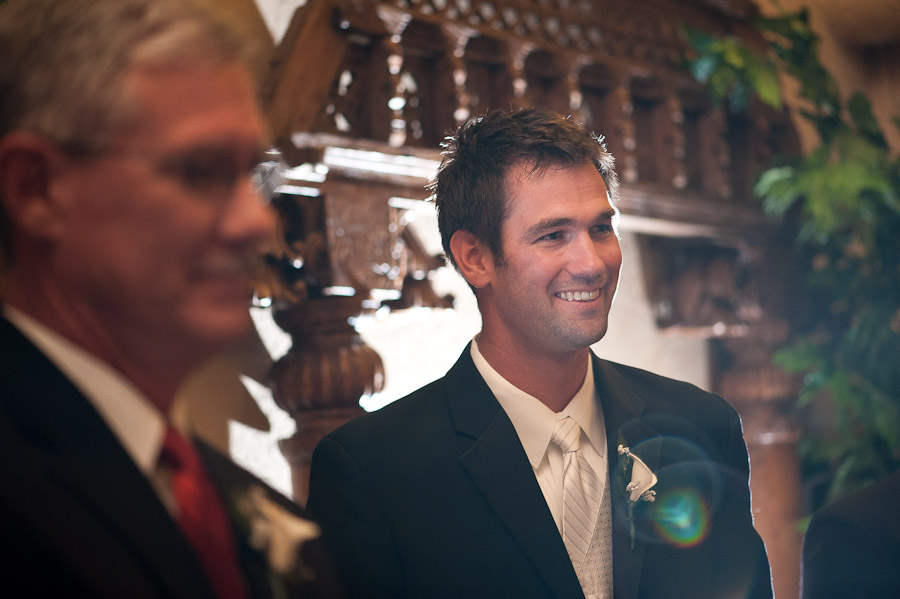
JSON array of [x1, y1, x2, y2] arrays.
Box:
[[848, 93, 887, 148], [682, 7, 900, 510], [752, 63, 782, 110], [690, 54, 718, 83], [756, 166, 799, 217]]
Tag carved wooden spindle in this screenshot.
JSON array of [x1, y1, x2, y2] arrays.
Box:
[[666, 90, 688, 191], [270, 296, 380, 503], [612, 79, 638, 185]]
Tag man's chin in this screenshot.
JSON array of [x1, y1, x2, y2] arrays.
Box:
[[564, 324, 609, 351], [184, 305, 256, 348]]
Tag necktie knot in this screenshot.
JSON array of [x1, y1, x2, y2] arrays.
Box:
[[161, 427, 193, 471], [551, 416, 582, 454]]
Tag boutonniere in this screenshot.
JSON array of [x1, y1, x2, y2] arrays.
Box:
[[234, 485, 321, 591], [617, 444, 658, 549]]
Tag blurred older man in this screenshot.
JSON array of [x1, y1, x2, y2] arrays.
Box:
[[0, 1, 342, 597]]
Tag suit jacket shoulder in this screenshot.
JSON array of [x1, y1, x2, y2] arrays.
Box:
[[0, 318, 216, 598], [802, 470, 900, 598], [593, 357, 747, 464], [309, 347, 581, 599], [0, 317, 343, 599]]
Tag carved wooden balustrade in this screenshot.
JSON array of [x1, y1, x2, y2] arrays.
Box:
[[259, 0, 803, 595]]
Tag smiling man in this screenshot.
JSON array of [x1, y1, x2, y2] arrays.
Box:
[[307, 108, 773, 599], [0, 1, 342, 597]]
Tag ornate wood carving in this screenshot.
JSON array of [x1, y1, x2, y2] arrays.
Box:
[[255, 134, 442, 501], [638, 236, 763, 336]]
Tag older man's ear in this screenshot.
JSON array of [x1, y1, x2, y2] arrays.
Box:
[[0, 132, 68, 243]]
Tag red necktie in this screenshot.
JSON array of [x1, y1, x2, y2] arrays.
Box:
[[161, 428, 249, 599]]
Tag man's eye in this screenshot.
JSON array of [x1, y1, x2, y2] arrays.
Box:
[[176, 158, 229, 189], [538, 231, 563, 242], [159, 150, 273, 198], [592, 224, 613, 233]]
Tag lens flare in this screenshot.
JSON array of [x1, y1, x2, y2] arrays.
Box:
[[652, 487, 709, 547]]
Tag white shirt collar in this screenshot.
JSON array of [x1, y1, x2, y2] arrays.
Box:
[[4, 305, 166, 476], [470, 337, 606, 469]]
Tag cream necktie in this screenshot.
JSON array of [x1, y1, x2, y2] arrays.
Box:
[[552, 416, 612, 598]]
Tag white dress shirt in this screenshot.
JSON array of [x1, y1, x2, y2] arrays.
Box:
[[470, 337, 608, 532]]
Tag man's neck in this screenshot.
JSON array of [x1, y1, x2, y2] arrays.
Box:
[[5, 292, 188, 412], [474, 334, 591, 413]]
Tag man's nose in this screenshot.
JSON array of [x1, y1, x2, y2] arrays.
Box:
[[220, 178, 277, 246], [568, 232, 609, 277]]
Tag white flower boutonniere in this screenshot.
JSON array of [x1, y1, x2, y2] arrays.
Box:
[[617, 444, 658, 549], [236, 485, 321, 582]]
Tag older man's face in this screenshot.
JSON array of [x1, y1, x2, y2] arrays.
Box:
[[50, 61, 274, 359]]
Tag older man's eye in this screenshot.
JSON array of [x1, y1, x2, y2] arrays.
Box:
[[157, 148, 279, 200], [178, 158, 232, 191]]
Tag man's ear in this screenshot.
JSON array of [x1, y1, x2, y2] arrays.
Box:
[[0, 132, 67, 242], [449, 229, 494, 289]]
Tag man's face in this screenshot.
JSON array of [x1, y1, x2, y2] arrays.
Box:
[[481, 161, 622, 357], [51, 61, 274, 359]]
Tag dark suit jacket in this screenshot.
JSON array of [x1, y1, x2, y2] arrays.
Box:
[[0, 317, 342, 598], [308, 346, 772, 599], [802, 469, 900, 599]]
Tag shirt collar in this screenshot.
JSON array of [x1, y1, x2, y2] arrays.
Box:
[[4, 305, 167, 475], [470, 337, 605, 468]]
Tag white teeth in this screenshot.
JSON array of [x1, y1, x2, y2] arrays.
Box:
[[556, 290, 599, 302]]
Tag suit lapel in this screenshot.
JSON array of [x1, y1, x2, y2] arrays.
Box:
[[0, 319, 215, 598], [593, 355, 663, 599], [446, 348, 584, 599]]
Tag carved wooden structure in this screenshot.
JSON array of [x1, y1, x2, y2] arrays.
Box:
[[260, 0, 803, 595]]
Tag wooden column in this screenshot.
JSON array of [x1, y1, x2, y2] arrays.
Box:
[[713, 325, 803, 599], [270, 296, 377, 503]]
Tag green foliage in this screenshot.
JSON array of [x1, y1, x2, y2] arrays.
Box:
[[683, 28, 781, 112], [686, 10, 900, 506]]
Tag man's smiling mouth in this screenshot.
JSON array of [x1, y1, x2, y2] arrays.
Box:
[[555, 290, 600, 302]]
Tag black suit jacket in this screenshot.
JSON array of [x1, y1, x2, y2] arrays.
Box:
[[0, 317, 342, 598], [802, 469, 900, 599], [308, 346, 772, 599]]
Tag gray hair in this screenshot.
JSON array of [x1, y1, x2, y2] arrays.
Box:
[[0, 0, 253, 152]]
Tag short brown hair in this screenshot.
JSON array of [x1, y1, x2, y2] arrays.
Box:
[[431, 107, 618, 270]]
